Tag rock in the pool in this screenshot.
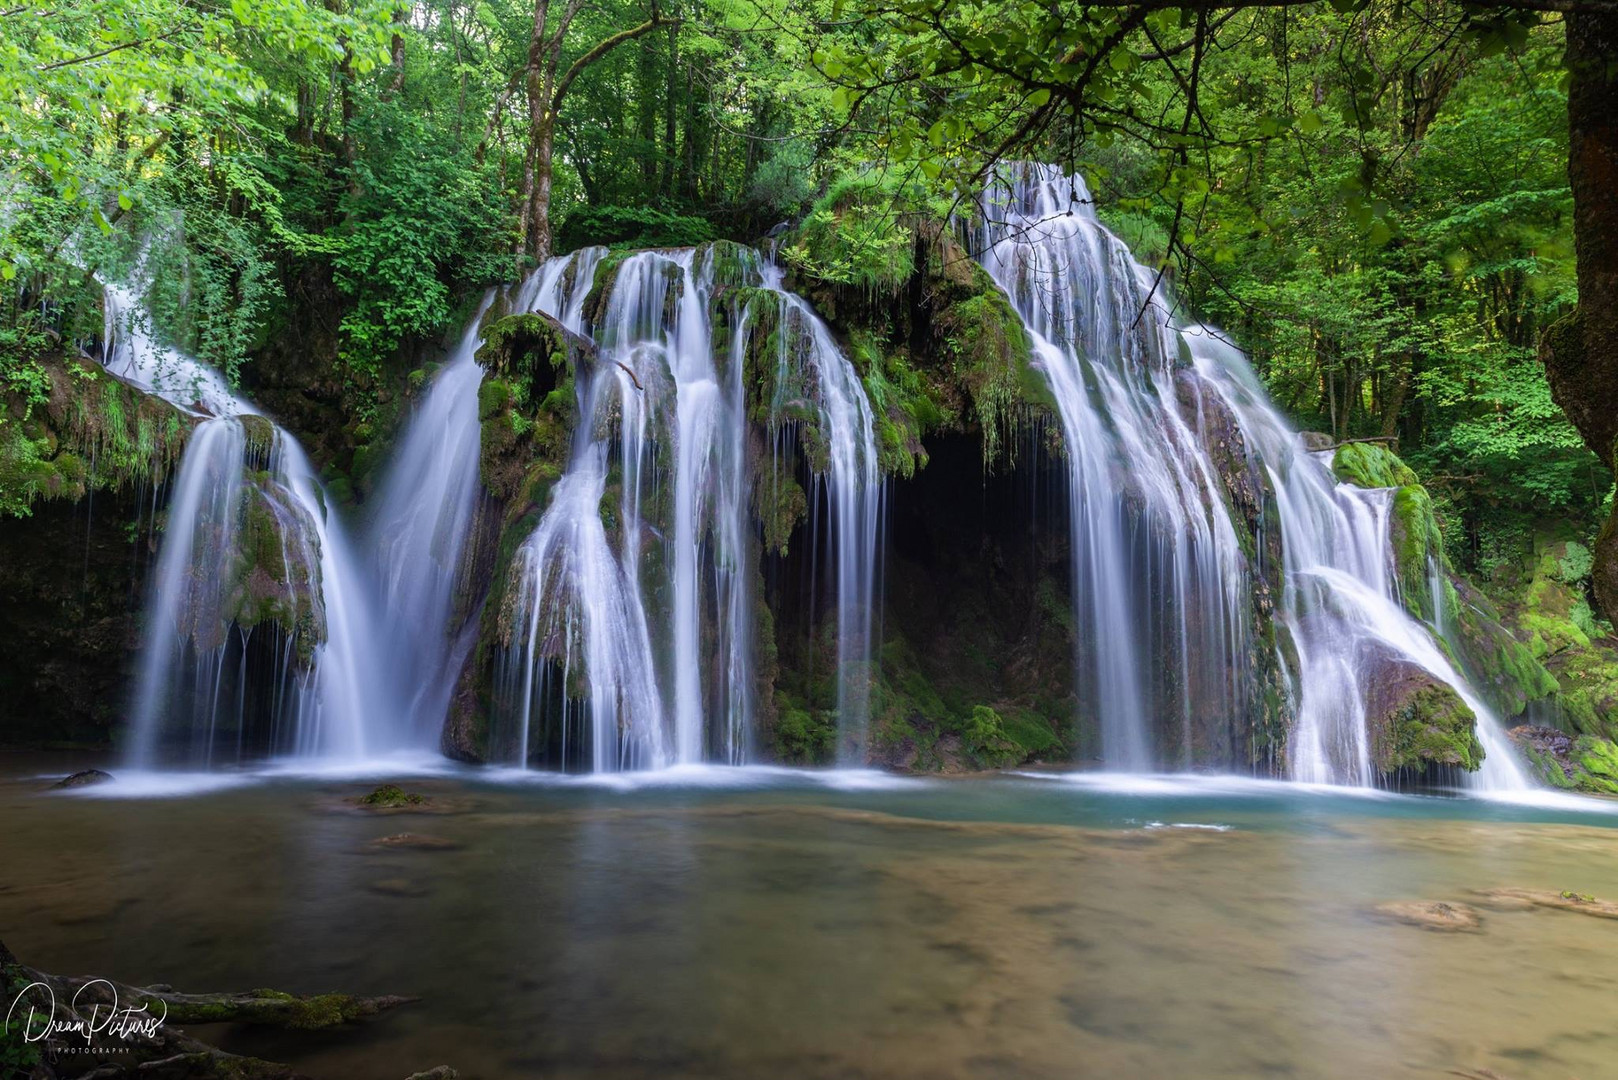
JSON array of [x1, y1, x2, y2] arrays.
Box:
[[1372, 900, 1483, 932], [51, 769, 114, 789]]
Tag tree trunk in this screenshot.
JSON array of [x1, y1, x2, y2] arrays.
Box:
[[515, 0, 552, 257], [528, 113, 556, 261], [1541, 10, 1618, 619], [637, 34, 660, 194], [660, 23, 678, 197]]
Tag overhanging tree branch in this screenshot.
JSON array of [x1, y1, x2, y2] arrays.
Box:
[[551, 15, 679, 110]]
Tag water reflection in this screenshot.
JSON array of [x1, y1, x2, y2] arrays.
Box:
[[6, 764, 1618, 1078]]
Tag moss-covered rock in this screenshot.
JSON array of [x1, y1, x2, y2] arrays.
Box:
[[1389, 483, 1444, 620], [1518, 536, 1602, 659], [1510, 725, 1618, 794], [1361, 650, 1483, 775], [1331, 441, 1417, 489], [358, 783, 427, 807], [2, 354, 191, 518], [474, 311, 586, 503], [1330, 442, 1443, 618], [1547, 641, 1618, 739], [782, 207, 1053, 476], [226, 475, 326, 662]]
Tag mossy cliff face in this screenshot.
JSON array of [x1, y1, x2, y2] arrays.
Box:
[[0, 353, 194, 747], [1482, 528, 1618, 743], [756, 205, 1086, 769], [783, 206, 1056, 475], [442, 307, 594, 762], [1510, 724, 1618, 794], [2, 354, 191, 517]]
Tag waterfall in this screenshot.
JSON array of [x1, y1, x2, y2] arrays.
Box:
[[979, 169, 1251, 771], [108, 284, 393, 766], [759, 265, 883, 765], [495, 244, 881, 770], [978, 164, 1529, 789]]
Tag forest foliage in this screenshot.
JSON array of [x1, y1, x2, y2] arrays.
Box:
[[0, 0, 1609, 576]]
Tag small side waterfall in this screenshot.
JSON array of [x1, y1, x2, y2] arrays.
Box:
[[367, 296, 495, 748], [761, 266, 883, 765], [108, 285, 393, 766], [979, 164, 1530, 789], [495, 244, 881, 770]]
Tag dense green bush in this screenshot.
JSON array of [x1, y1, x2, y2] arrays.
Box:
[[555, 205, 717, 252]]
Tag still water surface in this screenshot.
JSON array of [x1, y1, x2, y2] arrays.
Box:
[[4, 758, 1617, 1079]]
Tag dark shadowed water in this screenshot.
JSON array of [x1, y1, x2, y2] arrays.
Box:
[[5, 756, 1618, 1079]]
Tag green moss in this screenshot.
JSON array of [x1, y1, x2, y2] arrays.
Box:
[[1574, 735, 1618, 790], [475, 313, 567, 386], [1516, 736, 1580, 791], [936, 268, 1045, 469], [856, 333, 935, 478], [1332, 441, 1418, 489], [1390, 484, 1443, 619], [701, 240, 762, 290], [961, 705, 1021, 769], [1375, 681, 1484, 773], [476, 318, 580, 503], [239, 414, 276, 465], [779, 174, 926, 294], [772, 689, 836, 764], [359, 783, 425, 807], [1514, 728, 1618, 794], [478, 378, 512, 421], [2, 354, 191, 517], [1548, 643, 1618, 738], [752, 472, 807, 556], [998, 705, 1065, 758]]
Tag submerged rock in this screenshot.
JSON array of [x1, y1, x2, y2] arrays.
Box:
[[367, 832, 463, 852], [51, 768, 114, 789], [368, 878, 431, 898], [1474, 887, 1618, 919], [1372, 900, 1483, 932]]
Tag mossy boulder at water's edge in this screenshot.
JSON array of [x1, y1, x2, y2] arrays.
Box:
[[1510, 725, 1618, 794], [1360, 648, 1483, 775]]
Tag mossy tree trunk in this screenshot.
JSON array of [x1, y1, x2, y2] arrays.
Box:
[[1541, 10, 1618, 620]]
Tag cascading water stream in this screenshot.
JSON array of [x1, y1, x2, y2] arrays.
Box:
[[367, 295, 495, 748], [979, 169, 1251, 771], [759, 263, 883, 765], [979, 164, 1530, 790], [106, 284, 394, 766], [106, 179, 1520, 791], [496, 244, 880, 770]]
